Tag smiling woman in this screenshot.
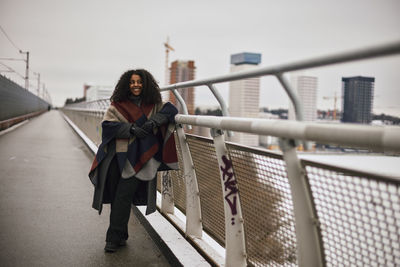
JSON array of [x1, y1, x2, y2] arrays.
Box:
[[88, 69, 179, 252], [110, 69, 162, 105]]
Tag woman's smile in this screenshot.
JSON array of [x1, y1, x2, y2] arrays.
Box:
[[129, 74, 143, 96]]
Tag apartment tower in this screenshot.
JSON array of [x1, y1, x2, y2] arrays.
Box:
[[341, 76, 374, 124], [288, 75, 318, 121], [229, 52, 261, 146], [169, 60, 196, 115]]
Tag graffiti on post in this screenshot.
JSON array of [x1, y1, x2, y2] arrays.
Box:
[[220, 155, 239, 225], [162, 171, 172, 199]]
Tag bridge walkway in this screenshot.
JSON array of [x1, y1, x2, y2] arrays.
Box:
[[0, 111, 171, 267]]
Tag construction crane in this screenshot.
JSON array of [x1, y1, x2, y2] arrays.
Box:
[[323, 91, 339, 120], [163, 36, 174, 85]]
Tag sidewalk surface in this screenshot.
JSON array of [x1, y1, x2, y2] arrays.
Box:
[[0, 110, 170, 267]]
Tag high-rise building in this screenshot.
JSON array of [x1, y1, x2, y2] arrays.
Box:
[[229, 52, 261, 146], [288, 75, 318, 121], [169, 60, 196, 115], [341, 76, 374, 124], [85, 85, 113, 101]]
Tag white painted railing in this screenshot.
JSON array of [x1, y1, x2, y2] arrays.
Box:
[[62, 41, 400, 267]]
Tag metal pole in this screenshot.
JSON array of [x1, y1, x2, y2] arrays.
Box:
[[211, 128, 247, 267], [172, 89, 192, 130], [207, 83, 233, 137], [160, 171, 175, 214], [275, 74, 303, 121], [34, 72, 40, 96], [279, 138, 325, 267], [176, 124, 202, 238], [160, 41, 400, 92], [276, 73, 310, 150], [20, 50, 29, 90], [174, 114, 400, 153], [26, 52, 29, 91], [37, 73, 40, 96]]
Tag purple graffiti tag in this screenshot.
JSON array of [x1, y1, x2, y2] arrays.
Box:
[[220, 155, 238, 224], [162, 172, 172, 199]]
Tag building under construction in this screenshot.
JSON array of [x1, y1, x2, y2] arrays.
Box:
[[168, 60, 196, 115]]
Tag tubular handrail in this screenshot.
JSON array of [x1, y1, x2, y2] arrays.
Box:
[[159, 41, 400, 145], [62, 107, 105, 113], [160, 41, 400, 91], [61, 41, 400, 267], [175, 114, 400, 153]]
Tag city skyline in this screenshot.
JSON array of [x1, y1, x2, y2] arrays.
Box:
[[1, 0, 399, 116]]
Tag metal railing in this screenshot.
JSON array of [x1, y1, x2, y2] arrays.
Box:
[[62, 41, 400, 267]]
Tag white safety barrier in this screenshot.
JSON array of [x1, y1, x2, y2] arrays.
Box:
[[63, 41, 400, 267]]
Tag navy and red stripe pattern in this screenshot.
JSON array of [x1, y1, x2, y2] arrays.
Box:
[[89, 101, 178, 183]]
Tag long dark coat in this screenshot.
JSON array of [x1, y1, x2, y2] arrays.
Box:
[[89, 101, 178, 215]]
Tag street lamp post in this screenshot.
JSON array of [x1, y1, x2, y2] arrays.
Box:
[[19, 50, 29, 90], [33, 72, 40, 96]]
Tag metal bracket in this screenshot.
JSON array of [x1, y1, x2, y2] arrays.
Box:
[[206, 83, 233, 137], [210, 128, 224, 138]]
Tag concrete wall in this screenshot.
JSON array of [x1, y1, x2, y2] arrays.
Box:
[[0, 75, 50, 121], [61, 109, 103, 146]]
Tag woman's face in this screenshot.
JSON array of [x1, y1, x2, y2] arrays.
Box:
[[129, 74, 143, 96]]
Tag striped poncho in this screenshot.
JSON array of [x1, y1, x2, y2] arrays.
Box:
[[88, 100, 178, 214]]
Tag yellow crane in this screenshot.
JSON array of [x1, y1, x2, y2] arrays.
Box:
[[164, 36, 174, 85], [323, 91, 339, 120]]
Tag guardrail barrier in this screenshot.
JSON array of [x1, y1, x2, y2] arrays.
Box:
[[62, 41, 400, 267]]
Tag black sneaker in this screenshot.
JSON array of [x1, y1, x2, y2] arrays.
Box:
[[104, 242, 118, 253]]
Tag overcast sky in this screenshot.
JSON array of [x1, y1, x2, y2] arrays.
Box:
[[1, 0, 399, 116]]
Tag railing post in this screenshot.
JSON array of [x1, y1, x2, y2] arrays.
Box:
[[279, 138, 325, 267], [206, 84, 230, 117], [160, 171, 174, 214], [172, 89, 192, 130], [276, 73, 310, 150], [175, 124, 202, 238], [206, 83, 233, 137], [211, 128, 247, 267]]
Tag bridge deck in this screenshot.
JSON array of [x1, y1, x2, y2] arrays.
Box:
[[0, 111, 170, 266]]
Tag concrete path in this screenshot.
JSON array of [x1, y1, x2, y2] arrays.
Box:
[[0, 111, 170, 267]]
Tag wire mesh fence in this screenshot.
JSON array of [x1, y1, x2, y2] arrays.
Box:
[[303, 160, 400, 267], [61, 108, 400, 266], [166, 133, 186, 214], [156, 134, 186, 214], [227, 143, 298, 266], [186, 135, 226, 246]]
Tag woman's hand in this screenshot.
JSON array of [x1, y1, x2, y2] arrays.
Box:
[[150, 113, 168, 127], [130, 124, 150, 139], [141, 120, 156, 133]]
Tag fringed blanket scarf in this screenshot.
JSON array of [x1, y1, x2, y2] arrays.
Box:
[[89, 100, 178, 184]]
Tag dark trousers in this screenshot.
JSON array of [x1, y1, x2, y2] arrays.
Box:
[[106, 176, 141, 243]]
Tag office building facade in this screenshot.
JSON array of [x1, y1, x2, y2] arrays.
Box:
[[229, 52, 261, 146], [341, 76, 374, 124], [288, 75, 318, 121]]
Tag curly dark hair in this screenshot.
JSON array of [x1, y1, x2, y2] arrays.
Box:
[[110, 69, 162, 105]]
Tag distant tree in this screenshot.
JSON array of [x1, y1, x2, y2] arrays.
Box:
[[64, 97, 86, 106], [194, 107, 222, 116], [373, 113, 400, 125]]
